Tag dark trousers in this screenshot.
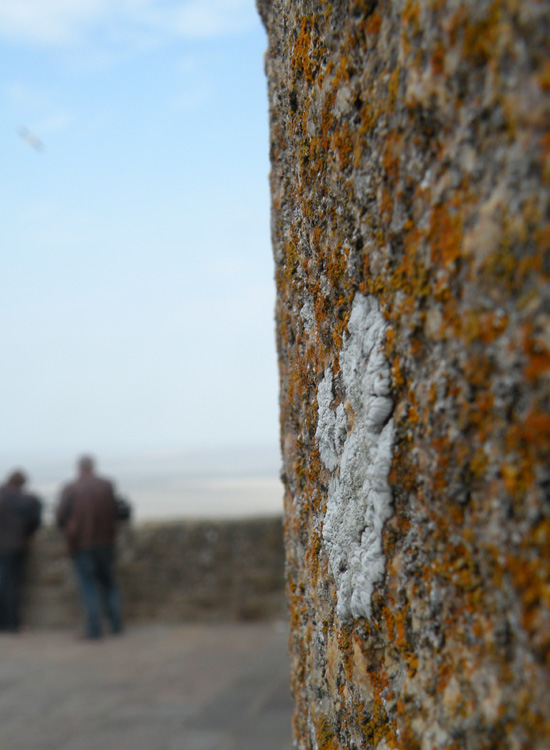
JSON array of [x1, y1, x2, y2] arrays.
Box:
[[0, 551, 26, 632], [72, 546, 123, 639]]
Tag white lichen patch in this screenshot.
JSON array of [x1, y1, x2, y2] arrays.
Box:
[[315, 294, 394, 622], [300, 297, 316, 334]]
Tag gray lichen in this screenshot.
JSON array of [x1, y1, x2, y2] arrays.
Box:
[[316, 294, 394, 621]]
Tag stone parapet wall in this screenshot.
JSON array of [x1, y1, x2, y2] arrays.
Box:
[[259, 1, 550, 748], [22, 517, 286, 628]]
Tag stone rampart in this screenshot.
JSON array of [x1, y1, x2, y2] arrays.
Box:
[[22, 517, 286, 628], [259, 1, 550, 748]]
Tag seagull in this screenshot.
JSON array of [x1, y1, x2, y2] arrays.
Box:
[[18, 126, 45, 152]]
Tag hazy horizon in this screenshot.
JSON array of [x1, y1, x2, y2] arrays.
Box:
[[2, 442, 283, 523]]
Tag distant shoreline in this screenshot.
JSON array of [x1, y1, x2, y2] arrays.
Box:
[[15, 445, 283, 523]]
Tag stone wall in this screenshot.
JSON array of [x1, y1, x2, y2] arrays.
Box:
[[22, 517, 286, 628], [258, 1, 550, 748]]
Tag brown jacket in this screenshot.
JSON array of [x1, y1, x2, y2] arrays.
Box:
[[57, 475, 117, 555]]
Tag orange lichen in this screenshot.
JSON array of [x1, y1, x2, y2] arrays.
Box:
[[291, 18, 317, 85], [429, 204, 462, 271], [522, 323, 550, 384], [461, 3, 502, 66], [365, 11, 382, 37], [401, 0, 420, 58], [431, 42, 446, 75]]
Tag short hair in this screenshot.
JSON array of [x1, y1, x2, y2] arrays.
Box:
[[78, 455, 95, 473], [7, 470, 26, 488]]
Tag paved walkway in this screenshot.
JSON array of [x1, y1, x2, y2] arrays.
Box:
[[0, 622, 294, 750]]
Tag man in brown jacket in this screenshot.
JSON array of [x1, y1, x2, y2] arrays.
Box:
[[57, 456, 123, 639]]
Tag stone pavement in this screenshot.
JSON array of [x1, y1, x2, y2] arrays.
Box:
[[0, 622, 294, 750]]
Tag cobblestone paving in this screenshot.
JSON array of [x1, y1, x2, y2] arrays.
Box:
[[0, 622, 294, 750]]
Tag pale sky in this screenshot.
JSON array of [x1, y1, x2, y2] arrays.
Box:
[[0, 1, 278, 468]]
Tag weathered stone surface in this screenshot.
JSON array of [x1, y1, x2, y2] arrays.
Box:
[[258, 1, 550, 748], [22, 518, 286, 627]]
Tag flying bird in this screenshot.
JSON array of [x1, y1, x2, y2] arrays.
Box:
[[18, 126, 45, 152]]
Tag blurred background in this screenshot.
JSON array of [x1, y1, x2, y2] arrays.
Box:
[[0, 0, 280, 522]]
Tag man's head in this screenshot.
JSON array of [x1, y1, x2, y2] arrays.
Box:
[[6, 470, 26, 489], [78, 455, 95, 477]]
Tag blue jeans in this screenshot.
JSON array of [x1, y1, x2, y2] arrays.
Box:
[[73, 546, 123, 639]]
